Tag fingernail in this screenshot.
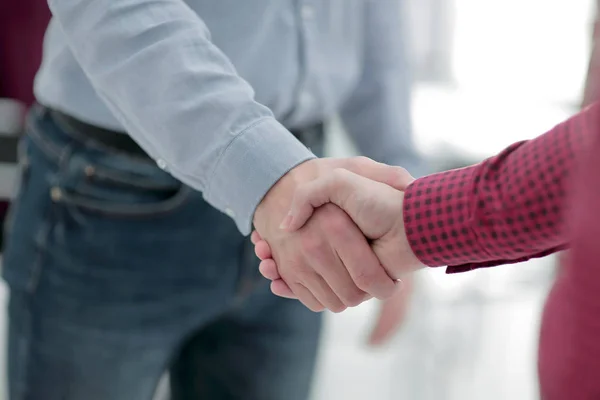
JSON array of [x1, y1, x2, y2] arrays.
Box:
[[279, 213, 292, 230]]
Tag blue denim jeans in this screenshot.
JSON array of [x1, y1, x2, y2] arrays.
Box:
[[2, 107, 323, 400]]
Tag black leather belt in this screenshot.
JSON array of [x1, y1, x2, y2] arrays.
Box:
[[50, 109, 148, 157], [48, 108, 323, 159]]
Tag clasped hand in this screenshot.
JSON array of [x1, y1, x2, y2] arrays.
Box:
[[252, 157, 424, 314]]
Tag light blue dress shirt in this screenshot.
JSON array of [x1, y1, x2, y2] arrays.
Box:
[[38, 0, 418, 235]]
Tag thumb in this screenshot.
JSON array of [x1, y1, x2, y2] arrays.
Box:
[[341, 158, 415, 191], [281, 162, 414, 232], [281, 168, 370, 232]]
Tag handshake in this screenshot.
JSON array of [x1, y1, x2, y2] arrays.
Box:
[[252, 157, 425, 314]]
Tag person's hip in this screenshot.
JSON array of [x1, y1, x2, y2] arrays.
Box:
[[2, 104, 325, 308], [2, 105, 325, 400], [2, 106, 249, 302]]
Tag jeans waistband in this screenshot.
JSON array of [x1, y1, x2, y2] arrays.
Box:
[[48, 108, 147, 158], [45, 106, 324, 159]]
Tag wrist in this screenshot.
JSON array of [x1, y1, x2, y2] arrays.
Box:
[[373, 192, 423, 279], [253, 159, 319, 234]]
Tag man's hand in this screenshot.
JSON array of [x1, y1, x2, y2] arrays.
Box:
[[252, 157, 413, 312], [281, 167, 423, 278], [251, 231, 414, 347], [253, 167, 423, 306]]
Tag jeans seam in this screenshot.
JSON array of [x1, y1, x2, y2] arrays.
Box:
[[8, 292, 33, 400], [24, 145, 73, 295], [56, 186, 192, 220]]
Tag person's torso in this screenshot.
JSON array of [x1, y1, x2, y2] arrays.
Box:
[[35, 1, 368, 131]]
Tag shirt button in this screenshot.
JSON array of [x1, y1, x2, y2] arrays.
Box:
[[301, 5, 314, 19], [50, 187, 63, 202], [225, 208, 236, 218], [157, 159, 168, 170], [84, 165, 95, 177]]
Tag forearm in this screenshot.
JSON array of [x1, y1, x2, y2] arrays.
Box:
[[48, 0, 315, 234], [403, 103, 599, 270]]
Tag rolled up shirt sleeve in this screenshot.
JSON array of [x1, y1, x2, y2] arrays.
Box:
[[47, 0, 315, 235]]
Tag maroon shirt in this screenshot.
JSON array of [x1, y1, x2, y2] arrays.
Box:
[[0, 2, 50, 105], [403, 103, 600, 399]]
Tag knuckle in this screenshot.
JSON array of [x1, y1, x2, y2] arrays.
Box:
[[300, 234, 327, 255], [330, 169, 351, 190], [322, 207, 350, 234], [295, 184, 310, 201], [284, 253, 303, 270], [296, 269, 317, 284], [396, 166, 409, 176], [306, 302, 324, 313], [343, 289, 366, 307], [281, 257, 309, 282], [353, 156, 371, 167], [331, 167, 348, 180], [319, 202, 339, 214], [396, 166, 412, 180], [330, 303, 347, 314], [394, 167, 414, 186], [352, 268, 378, 291]]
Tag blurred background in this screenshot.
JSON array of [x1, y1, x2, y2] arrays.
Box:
[[0, 0, 596, 399]]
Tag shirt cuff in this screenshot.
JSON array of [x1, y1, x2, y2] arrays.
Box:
[[402, 165, 568, 273], [205, 118, 316, 235], [402, 165, 489, 267], [444, 246, 565, 274]]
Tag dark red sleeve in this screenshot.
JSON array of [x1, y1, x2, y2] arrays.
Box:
[[402, 102, 600, 272]]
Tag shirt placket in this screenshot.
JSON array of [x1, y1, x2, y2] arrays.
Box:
[[294, 0, 320, 124]]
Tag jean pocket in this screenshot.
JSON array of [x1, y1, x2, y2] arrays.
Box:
[[53, 147, 192, 220]]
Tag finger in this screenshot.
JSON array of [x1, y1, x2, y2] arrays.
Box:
[[285, 169, 369, 232], [259, 259, 281, 280], [254, 240, 272, 260], [343, 157, 415, 190], [368, 283, 411, 347], [251, 230, 262, 244], [306, 232, 368, 307], [287, 281, 325, 312], [323, 205, 397, 300], [301, 273, 346, 313], [270, 279, 297, 299], [282, 172, 341, 232], [292, 207, 361, 310], [285, 168, 402, 232], [283, 161, 414, 232]]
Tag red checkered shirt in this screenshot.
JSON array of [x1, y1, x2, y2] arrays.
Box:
[[403, 102, 600, 399]]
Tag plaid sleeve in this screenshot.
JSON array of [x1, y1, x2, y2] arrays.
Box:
[[402, 103, 599, 272]]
